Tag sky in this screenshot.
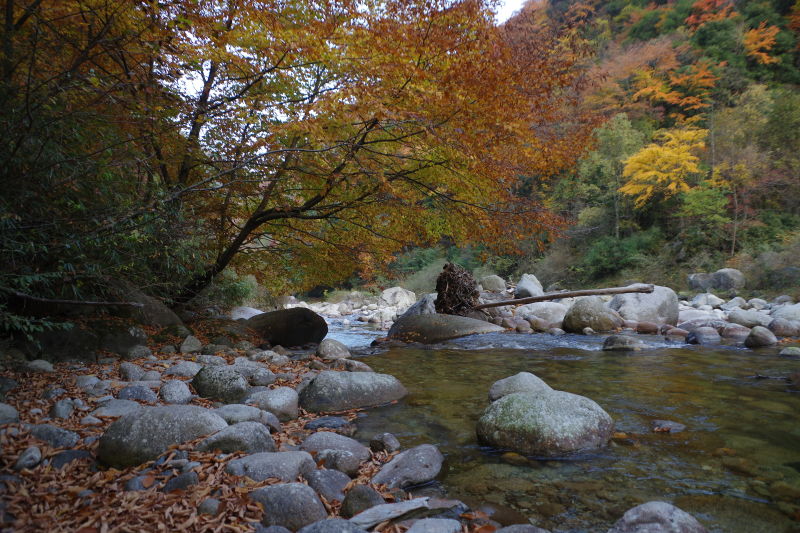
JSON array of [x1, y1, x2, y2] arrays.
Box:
[[495, 0, 527, 23]]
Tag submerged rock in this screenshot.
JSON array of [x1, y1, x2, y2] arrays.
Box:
[[602, 335, 649, 351], [607, 501, 707, 533], [371, 444, 444, 488], [477, 390, 613, 456], [388, 314, 504, 344]]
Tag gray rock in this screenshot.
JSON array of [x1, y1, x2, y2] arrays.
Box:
[[92, 399, 143, 418], [299, 371, 407, 412], [250, 483, 327, 531], [125, 345, 153, 360], [341, 484, 386, 518], [316, 339, 351, 359], [397, 294, 438, 321], [769, 318, 800, 337], [349, 498, 432, 529], [489, 372, 552, 402], [191, 365, 249, 404], [728, 309, 772, 328], [163, 361, 202, 378], [80, 415, 102, 426], [119, 362, 145, 381], [687, 273, 714, 291], [711, 268, 745, 290], [198, 498, 222, 516], [477, 391, 613, 456], [515, 274, 543, 298], [25, 359, 54, 373], [607, 501, 707, 533], [515, 302, 568, 325], [744, 326, 778, 348], [248, 387, 299, 421], [330, 359, 374, 373], [602, 335, 649, 352], [316, 449, 360, 477], [225, 451, 315, 482], [305, 416, 355, 434], [298, 518, 368, 533], [480, 275, 507, 292], [162, 471, 199, 493], [686, 327, 721, 345], [563, 297, 624, 333], [301, 431, 370, 461], [610, 286, 679, 326], [407, 518, 462, 533], [124, 475, 151, 492], [772, 303, 800, 322], [180, 335, 203, 354], [370, 433, 401, 453], [50, 398, 75, 419], [30, 424, 79, 448], [780, 347, 800, 357], [246, 308, 328, 347], [159, 380, 193, 404], [14, 446, 41, 470], [690, 293, 725, 308], [197, 421, 275, 453], [48, 450, 94, 469], [98, 405, 228, 467], [118, 385, 158, 403], [371, 444, 443, 488], [388, 314, 504, 344], [720, 324, 751, 341], [306, 468, 351, 502], [496, 526, 550, 533], [140, 370, 161, 381], [0, 403, 19, 425], [196, 354, 227, 366], [213, 404, 278, 430]]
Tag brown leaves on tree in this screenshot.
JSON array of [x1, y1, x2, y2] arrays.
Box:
[[434, 263, 479, 316]]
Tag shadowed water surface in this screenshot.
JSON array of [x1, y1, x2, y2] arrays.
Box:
[[346, 330, 800, 532]]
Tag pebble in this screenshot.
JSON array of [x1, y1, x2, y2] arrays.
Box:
[[13, 446, 41, 471], [198, 498, 221, 515], [651, 420, 686, 434]]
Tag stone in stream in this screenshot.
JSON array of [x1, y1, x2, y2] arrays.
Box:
[[728, 309, 772, 329], [316, 338, 351, 359], [245, 308, 328, 347], [769, 318, 800, 337], [299, 371, 407, 412], [607, 501, 707, 533], [196, 421, 275, 454], [371, 444, 444, 489], [300, 432, 370, 462], [496, 526, 551, 533], [406, 518, 462, 533], [488, 372, 552, 402], [514, 274, 543, 298], [652, 420, 686, 434], [191, 365, 249, 404], [609, 285, 679, 326], [780, 346, 800, 357], [772, 302, 800, 322], [348, 498, 433, 530], [477, 390, 613, 456], [250, 483, 327, 531], [602, 335, 650, 352], [563, 297, 624, 333], [686, 327, 721, 345], [744, 326, 778, 348], [387, 314, 504, 344], [515, 302, 568, 326], [480, 275, 507, 292], [98, 405, 228, 468], [370, 433, 401, 453]]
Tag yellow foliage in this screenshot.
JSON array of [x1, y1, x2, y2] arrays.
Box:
[[620, 128, 707, 208]]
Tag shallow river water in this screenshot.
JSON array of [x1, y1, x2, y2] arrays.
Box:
[[330, 323, 800, 532]]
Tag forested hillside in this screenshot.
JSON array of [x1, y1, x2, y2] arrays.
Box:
[[511, 0, 800, 293]]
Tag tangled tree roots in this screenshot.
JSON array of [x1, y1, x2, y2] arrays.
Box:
[[434, 263, 479, 316]]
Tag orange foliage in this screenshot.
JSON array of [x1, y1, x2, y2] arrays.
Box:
[[744, 22, 781, 64], [685, 0, 737, 30], [633, 59, 720, 120]]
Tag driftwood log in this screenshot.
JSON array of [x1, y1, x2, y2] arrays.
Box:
[[473, 283, 655, 310]]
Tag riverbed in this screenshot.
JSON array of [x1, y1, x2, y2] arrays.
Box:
[[330, 320, 800, 532]]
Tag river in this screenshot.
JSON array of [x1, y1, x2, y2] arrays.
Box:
[[328, 319, 800, 532]]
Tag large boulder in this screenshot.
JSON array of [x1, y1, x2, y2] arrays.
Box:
[[609, 285, 679, 326], [476, 390, 613, 456], [607, 501, 707, 533], [515, 274, 544, 299], [245, 308, 328, 347], [191, 366, 249, 404], [563, 297, 624, 333], [744, 326, 778, 348], [711, 268, 745, 290], [687, 273, 714, 292], [98, 406, 228, 468], [514, 303, 568, 325], [371, 444, 444, 489], [299, 371, 407, 412], [388, 314, 504, 343], [488, 372, 552, 402], [728, 309, 772, 328], [379, 287, 416, 311]]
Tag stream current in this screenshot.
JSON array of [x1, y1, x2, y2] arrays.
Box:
[[327, 319, 800, 532]]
